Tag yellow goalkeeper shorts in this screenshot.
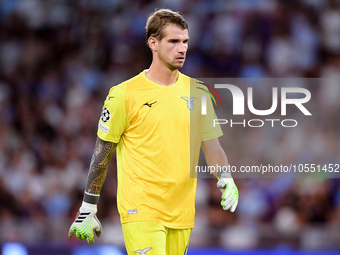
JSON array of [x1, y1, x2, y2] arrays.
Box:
[[122, 221, 192, 255]]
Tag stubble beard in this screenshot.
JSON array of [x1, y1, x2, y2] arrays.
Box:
[[158, 51, 185, 71], [166, 61, 184, 71]]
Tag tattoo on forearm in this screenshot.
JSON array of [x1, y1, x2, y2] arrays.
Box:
[[86, 138, 117, 194]]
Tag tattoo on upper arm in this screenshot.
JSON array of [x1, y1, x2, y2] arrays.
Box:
[[86, 138, 117, 194]]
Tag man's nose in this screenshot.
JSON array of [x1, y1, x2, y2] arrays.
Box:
[[178, 42, 187, 53]]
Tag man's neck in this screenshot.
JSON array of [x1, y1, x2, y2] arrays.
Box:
[[145, 64, 179, 86]]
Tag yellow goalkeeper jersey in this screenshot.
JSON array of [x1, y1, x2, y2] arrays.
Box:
[[97, 70, 222, 229]]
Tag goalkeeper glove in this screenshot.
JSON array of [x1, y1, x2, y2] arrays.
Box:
[[217, 175, 239, 212], [68, 199, 102, 244]]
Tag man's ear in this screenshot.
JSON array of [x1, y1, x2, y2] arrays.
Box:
[[148, 37, 158, 51]]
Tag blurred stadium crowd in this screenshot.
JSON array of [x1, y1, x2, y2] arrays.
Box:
[[0, 0, 340, 251]]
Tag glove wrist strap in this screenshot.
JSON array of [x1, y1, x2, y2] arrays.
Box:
[[83, 191, 100, 205], [217, 172, 233, 180], [80, 201, 97, 212]]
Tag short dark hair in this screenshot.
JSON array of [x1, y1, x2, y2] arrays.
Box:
[[145, 9, 188, 41]]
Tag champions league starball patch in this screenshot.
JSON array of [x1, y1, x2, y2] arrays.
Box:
[[101, 107, 111, 122]]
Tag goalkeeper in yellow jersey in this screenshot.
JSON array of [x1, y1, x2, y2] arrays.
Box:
[[68, 8, 239, 255]]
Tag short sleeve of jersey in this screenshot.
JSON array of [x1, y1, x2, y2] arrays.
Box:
[[201, 88, 223, 142], [97, 83, 129, 143]]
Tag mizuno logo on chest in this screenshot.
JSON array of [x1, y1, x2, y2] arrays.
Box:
[[144, 101, 157, 107]]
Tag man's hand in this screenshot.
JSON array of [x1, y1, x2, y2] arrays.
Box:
[[217, 176, 239, 212], [68, 201, 102, 244]]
